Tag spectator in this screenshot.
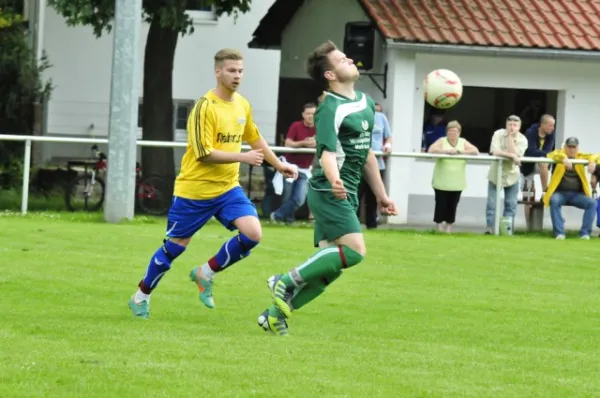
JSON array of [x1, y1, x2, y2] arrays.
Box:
[[271, 103, 316, 223], [428, 120, 479, 233], [590, 164, 600, 235], [485, 115, 528, 235], [422, 111, 447, 152], [543, 137, 597, 240], [357, 102, 392, 229], [522, 114, 556, 195]]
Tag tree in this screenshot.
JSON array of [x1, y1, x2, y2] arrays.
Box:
[[48, 0, 252, 179], [0, 5, 53, 188]]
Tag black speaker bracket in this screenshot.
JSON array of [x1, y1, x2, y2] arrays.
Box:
[[360, 62, 388, 99]]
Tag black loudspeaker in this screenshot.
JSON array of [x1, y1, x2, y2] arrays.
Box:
[[343, 21, 375, 71]]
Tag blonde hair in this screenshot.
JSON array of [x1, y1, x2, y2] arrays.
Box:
[[446, 120, 462, 132], [214, 48, 243, 67]]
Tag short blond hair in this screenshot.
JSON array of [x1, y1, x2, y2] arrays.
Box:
[[214, 48, 243, 67], [446, 120, 462, 132]]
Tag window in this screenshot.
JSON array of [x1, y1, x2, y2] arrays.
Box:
[[187, 0, 214, 12], [175, 101, 194, 130], [136, 100, 195, 141], [137, 102, 143, 128], [186, 0, 217, 22]]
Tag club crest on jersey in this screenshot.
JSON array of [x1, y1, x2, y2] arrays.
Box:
[[362, 120, 369, 130], [238, 118, 246, 125]]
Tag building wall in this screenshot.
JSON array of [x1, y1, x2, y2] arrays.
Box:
[[277, 0, 600, 229], [394, 51, 600, 228], [279, 0, 387, 102], [40, 1, 280, 164]]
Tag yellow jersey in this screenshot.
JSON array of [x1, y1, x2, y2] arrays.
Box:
[[174, 90, 262, 200]]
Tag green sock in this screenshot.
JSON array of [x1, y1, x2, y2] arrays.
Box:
[[281, 245, 363, 288], [290, 270, 342, 310], [267, 270, 342, 317]]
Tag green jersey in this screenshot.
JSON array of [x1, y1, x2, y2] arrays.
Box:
[[310, 90, 375, 198]]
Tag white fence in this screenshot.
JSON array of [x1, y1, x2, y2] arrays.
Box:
[[0, 134, 593, 235]]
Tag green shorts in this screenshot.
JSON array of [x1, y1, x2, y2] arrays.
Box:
[[307, 185, 362, 247]]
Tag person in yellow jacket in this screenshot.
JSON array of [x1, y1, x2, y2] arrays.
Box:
[[543, 137, 598, 239]]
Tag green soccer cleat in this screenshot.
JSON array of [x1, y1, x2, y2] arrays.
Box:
[[257, 310, 289, 336], [128, 297, 149, 319], [189, 267, 215, 309], [270, 276, 293, 318]]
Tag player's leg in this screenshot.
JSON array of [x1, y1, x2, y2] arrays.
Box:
[[190, 187, 261, 308], [272, 190, 364, 318], [260, 240, 342, 335], [129, 197, 213, 318]]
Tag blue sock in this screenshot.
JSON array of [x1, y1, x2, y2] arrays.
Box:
[[139, 240, 186, 293], [207, 233, 259, 272]]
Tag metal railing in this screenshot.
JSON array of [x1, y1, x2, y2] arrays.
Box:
[[0, 134, 593, 235]]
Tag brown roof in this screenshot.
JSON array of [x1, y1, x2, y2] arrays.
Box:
[[362, 0, 600, 50]]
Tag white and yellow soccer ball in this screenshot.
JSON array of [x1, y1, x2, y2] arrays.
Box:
[[424, 69, 463, 109]]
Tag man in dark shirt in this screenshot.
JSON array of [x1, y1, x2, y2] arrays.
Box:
[[271, 102, 316, 223], [522, 114, 556, 194]]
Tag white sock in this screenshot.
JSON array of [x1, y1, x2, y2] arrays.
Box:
[[201, 263, 216, 280], [134, 289, 150, 303]]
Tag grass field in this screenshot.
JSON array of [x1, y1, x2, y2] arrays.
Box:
[[1, 212, 598, 397]]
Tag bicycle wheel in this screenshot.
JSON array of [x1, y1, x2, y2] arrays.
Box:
[[65, 174, 105, 212], [136, 175, 172, 216]]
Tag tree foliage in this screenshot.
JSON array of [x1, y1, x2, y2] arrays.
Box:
[[48, 0, 251, 37], [48, 0, 252, 179], [0, 5, 54, 187], [0, 7, 53, 131]]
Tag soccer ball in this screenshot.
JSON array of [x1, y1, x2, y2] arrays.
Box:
[[424, 69, 463, 109]]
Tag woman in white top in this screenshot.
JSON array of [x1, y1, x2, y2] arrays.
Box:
[[428, 121, 479, 232]]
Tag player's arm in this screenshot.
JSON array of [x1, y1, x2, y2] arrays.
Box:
[[188, 98, 245, 164], [364, 150, 386, 199], [242, 103, 290, 172], [315, 106, 341, 185], [249, 137, 285, 170]]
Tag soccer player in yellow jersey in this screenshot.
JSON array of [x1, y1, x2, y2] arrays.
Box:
[[128, 49, 297, 319]]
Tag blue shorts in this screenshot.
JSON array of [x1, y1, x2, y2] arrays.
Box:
[[166, 186, 258, 238]]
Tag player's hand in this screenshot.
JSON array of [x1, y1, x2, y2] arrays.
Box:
[[563, 158, 573, 171], [242, 149, 264, 166], [377, 196, 397, 216], [383, 144, 392, 154], [331, 179, 347, 200], [445, 148, 458, 155], [278, 163, 298, 180]]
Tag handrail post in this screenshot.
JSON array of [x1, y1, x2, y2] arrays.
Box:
[[493, 158, 503, 235], [21, 139, 32, 215]]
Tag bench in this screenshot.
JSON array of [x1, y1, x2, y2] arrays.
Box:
[[518, 200, 544, 232]]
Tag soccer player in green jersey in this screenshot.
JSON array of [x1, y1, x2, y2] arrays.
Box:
[[257, 41, 398, 336]]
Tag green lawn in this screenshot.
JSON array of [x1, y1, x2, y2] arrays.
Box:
[[1, 212, 598, 397]]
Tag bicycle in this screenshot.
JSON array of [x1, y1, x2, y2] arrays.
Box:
[[64, 145, 172, 215]]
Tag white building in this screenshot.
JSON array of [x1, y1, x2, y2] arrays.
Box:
[[249, 0, 600, 229], [36, 0, 280, 163]]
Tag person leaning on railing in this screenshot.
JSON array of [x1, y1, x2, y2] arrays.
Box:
[[427, 120, 479, 233], [542, 137, 597, 240], [485, 115, 528, 235]]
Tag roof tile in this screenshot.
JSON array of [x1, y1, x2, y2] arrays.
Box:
[[361, 0, 600, 50]]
